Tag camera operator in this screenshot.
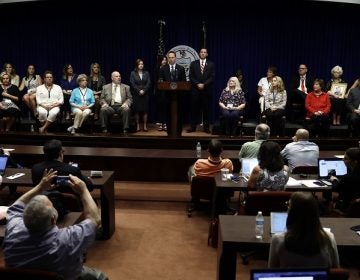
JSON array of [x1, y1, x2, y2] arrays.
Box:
[[31, 139, 93, 193]]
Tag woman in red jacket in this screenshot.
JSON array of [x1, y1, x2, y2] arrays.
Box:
[[305, 78, 331, 137]]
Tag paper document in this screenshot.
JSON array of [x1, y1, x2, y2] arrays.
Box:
[[334, 155, 344, 159], [300, 180, 328, 188], [286, 177, 301, 187]]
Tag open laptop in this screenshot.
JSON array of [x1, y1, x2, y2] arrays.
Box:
[[270, 212, 287, 235], [0, 155, 9, 175], [241, 158, 258, 179], [251, 268, 328, 280], [317, 158, 347, 185]]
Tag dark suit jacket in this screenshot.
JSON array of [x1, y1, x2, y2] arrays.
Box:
[[189, 59, 215, 91], [159, 64, 186, 82], [289, 74, 314, 102], [32, 160, 93, 192]]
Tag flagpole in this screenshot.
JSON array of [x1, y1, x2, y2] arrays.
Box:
[[202, 21, 207, 48]]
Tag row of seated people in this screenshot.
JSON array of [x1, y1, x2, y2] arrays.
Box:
[[219, 76, 360, 137], [0, 70, 132, 134]]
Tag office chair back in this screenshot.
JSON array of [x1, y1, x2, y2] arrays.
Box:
[[292, 165, 318, 175], [241, 191, 292, 216], [187, 176, 216, 217]]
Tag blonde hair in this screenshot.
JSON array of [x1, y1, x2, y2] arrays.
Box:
[[331, 65, 343, 76], [225, 76, 241, 92]]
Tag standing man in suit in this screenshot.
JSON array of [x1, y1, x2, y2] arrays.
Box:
[[99, 71, 132, 135], [32, 139, 93, 192], [187, 48, 215, 133], [288, 64, 314, 122], [159, 51, 186, 136]]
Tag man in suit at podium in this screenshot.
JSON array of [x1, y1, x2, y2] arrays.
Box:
[[159, 51, 186, 136], [188, 48, 215, 133]]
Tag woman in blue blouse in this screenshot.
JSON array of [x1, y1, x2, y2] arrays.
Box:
[[68, 74, 95, 134], [218, 77, 246, 137]]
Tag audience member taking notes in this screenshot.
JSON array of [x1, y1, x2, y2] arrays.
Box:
[[268, 192, 339, 268]]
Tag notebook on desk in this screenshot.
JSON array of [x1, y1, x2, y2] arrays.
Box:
[[251, 268, 328, 280], [270, 212, 287, 235], [241, 158, 258, 178], [0, 155, 9, 175]]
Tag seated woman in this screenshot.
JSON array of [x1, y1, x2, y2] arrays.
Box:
[[247, 141, 289, 191], [68, 74, 95, 134], [268, 192, 340, 268], [19, 64, 42, 118], [325, 65, 346, 126], [305, 78, 331, 137], [218, 77, 246, 137], [0, 73, 21, 132], [330, 147, 360, 214], [263, 76, 287, 137]]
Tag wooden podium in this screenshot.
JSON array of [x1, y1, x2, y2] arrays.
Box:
[[157, 81, 191, 137]]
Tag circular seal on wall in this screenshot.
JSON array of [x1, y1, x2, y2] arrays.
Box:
[[170, 82, 178, 90], [169, 45, 199, 81]]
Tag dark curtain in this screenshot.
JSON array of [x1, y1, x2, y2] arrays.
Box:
[[1, 0, 359, 122]]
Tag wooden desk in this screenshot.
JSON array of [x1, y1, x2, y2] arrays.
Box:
[[1, 144, 344, 182], [2, 168, 115, 240], [217, 215, 360, 280], [214, 173, 332, 192]]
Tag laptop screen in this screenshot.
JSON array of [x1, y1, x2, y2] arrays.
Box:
[[270, 212, 287, 235], [318, 158, 347, 178], [251, 268, 328, 280], [241, 158, 258, 177], [0, 155, 9, 175]]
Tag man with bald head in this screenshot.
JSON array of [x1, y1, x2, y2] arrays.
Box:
[[281, 128, 319, 171], [100, 71, 132, 135], [3, 170, 108, 280], [239, 123, 270, 160]]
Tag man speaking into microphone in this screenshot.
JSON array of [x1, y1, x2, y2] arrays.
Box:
[[159, 51, 186, 136]]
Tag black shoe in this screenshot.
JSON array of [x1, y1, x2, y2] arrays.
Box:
[[186, 128, 196, 133]]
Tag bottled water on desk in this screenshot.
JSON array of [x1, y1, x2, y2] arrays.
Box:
[[255, 211, 264, 239], [196, 142, 201, 158]]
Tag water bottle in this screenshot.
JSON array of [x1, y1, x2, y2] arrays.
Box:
[[196, 142, 201, 158], [30, 124, 34, 132], [255, 211, 264, 239]]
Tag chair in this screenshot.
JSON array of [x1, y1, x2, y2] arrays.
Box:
[[238, 191, 292, 216], [346, 198, 360, 218], [329, 268, 350, 280], [187, 176, 216, 217], [291, 165, 318, 175], [237, 191, 292, 264], [0, 266, 63, 280]]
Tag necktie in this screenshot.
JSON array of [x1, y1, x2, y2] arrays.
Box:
[[301, 78, 305, 92], [171, 65, 175, 81], [200, 61, 204, 74]]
